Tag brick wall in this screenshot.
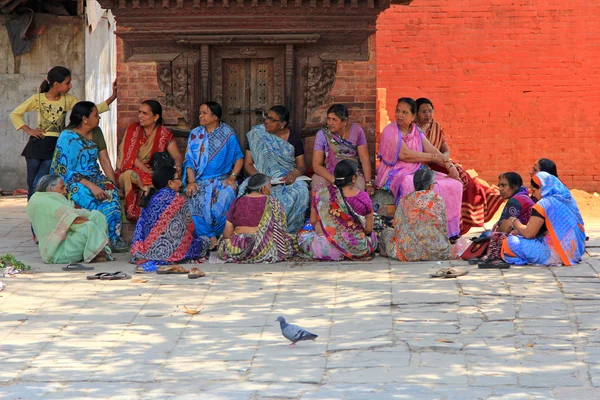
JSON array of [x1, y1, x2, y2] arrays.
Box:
[[376, 1, 600, 191]]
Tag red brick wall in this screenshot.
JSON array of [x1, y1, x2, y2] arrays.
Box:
[[376, 1, 600, 191]]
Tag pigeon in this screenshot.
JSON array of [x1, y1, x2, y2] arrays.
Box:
[[275, 316, 318, 347]]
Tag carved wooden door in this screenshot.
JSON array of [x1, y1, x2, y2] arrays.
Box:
[[222, 58, 274, 150]]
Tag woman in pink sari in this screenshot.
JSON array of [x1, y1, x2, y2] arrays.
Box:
[[375, 97, 463, 238]]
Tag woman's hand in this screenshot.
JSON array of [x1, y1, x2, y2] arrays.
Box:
[[25, 127, 45, 139], [112, 80, 118, 96], [89, 184, 109, 201], [186, 182, 199, 197], [366, 184, 375, 196], [448, 166, 461, 182], [224, 176, 238, 189], [284, 169, 299, 185]]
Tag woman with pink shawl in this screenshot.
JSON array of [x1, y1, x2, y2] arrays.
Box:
[[375, 97, 463, 238]]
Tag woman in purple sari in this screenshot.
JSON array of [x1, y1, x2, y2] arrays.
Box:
[[311, 104, 374, 196], [375, 97, 463, 238]]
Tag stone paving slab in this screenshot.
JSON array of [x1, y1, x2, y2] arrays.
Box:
[[3, 197, 600, 398]]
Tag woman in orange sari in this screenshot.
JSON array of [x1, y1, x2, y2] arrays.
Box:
[[415, 98, 504, 235], [116, 100, 183, 221]]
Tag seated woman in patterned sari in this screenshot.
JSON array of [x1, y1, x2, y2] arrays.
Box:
[[376, 97, 463, 239], [502, 172, 585, 266], [311, 104, 374, 196], [51, 101, 127, 252], [131, 163, 209, 269], [26, 174, 112, 264], [415, 98, 503, 235], [218, 174, 297, 263], [379, 168, 453, 262], [298, 160, 376, 261], [242, 105, 309, 233], [484, 172, 535, 261], [184, 101, 244, 249], [116, 100, 183, 221]]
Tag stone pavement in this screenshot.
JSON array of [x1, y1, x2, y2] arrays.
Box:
[[2, 197, 600, 399]]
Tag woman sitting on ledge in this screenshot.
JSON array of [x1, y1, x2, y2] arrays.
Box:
[[218, 174, 297, 263], [298, 160, 376, 261], [375, 97, 463, 239], [242, 105, 309, 233], [131, 158, 209, 269], [51, 101, 127, 252], [502, 172, 585, 266], [116, 100, 182, 221], [184, 101, 244, 250], [530, 158, 558, 179], [311, 104, 374, 195], [26, 174, 111, 264], [379, 168, 453, 262], [415, 98, 504, 235]]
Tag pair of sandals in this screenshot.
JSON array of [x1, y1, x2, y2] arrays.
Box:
[[86, 271, 131, 280], [135, 264, 206, 279], [430, 267, 468, 279]]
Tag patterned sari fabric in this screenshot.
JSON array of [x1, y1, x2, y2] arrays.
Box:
[[240, 124, 309, 233], [51, 129, 122, 245], [424, 120, 504, 235], [311, 125, 367, 192], [130, 188, 209, 265], [380, 190, 453, 262], [116, 123, 173, 221], [298, 186, 375, 261], [217, 196, 297, 263], [375, 122, 462, 238], [26, 191, 110, 264], [502, 172, 586, 266], [183, 123, 243, 238]]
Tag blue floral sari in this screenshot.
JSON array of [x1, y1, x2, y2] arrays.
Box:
[[183, 123, 243, 238], [239, 125, 309, 233], [502, 172, 586, 266], [51, 129, 121, 245]]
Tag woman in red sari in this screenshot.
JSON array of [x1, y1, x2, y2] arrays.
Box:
[[116, 100, 183, 221], [415, 98, 504, 235]]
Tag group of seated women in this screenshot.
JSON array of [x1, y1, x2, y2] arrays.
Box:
[[26, 95, 586, 268]]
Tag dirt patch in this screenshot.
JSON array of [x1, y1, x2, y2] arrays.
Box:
[[572, 189, 600, 221]]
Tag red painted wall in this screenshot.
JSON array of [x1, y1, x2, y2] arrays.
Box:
[[376, 0, 600, 191]]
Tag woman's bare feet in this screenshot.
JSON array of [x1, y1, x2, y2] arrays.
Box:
[[32, 234, 38, 244], [209, 236, 218, 250]]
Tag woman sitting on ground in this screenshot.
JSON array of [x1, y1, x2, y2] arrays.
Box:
[[184, 101, 244, 250], [26, 174, 111, 264], [116, 100, 183, 221], [379, 168, 453, 262], [242, 105, 310, 233], [482, 172, 535, 261], [298, 160, 376, 261], [415, 98, 504, 235], [502, 172, 586, 266], [51, 101, 127, 252], [375, 97, 463, 239], [311, 104, 374, 195], [217, 173, 297, 263], [130, 157, 209, 270]]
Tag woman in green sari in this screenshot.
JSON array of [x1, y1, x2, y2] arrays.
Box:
[[26, 174, 112, 264]]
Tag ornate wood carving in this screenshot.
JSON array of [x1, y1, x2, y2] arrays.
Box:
[[156, 54, 200, 130], [200, 45, 209, 103], [306, 59, 336, 115], [285, 44, 293, 108]]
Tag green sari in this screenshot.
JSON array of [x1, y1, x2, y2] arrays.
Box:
[[26, 192, 110, 263]]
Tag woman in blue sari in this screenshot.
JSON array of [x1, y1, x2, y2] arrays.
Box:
[[502, 172, 586, 266], [51, 101, 127, 252], [184, 101, 244, 249], [241, 105, 309, 233]]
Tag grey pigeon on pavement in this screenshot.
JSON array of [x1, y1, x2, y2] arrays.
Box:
[[276, 316, 318, 347]]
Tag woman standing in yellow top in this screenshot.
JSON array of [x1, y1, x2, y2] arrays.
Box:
[[10, 66, 117, 201]]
